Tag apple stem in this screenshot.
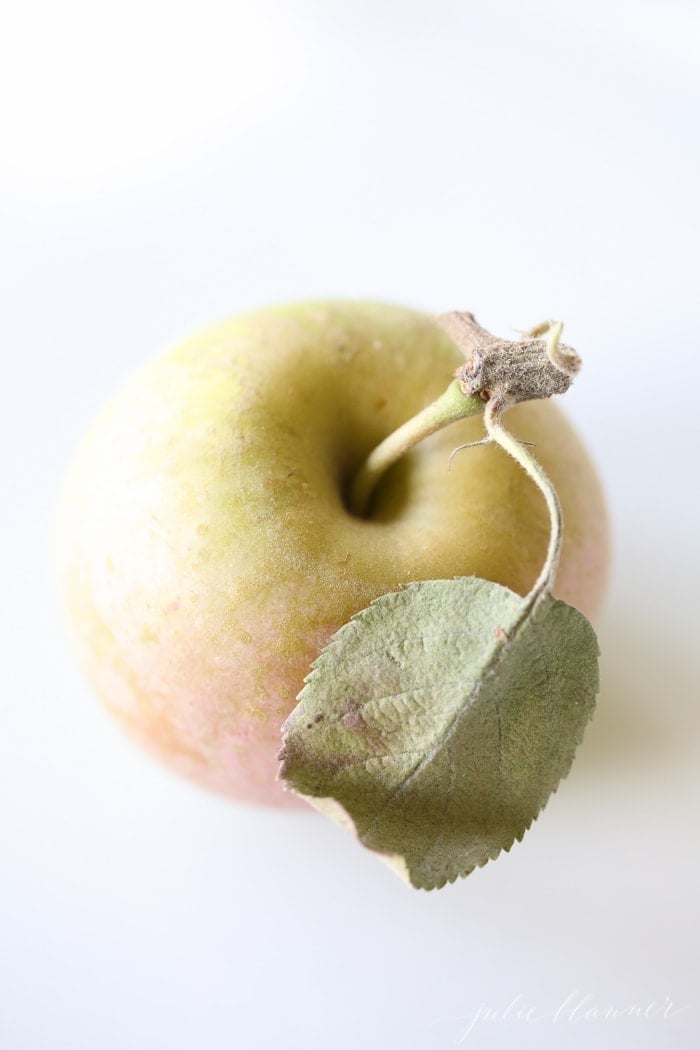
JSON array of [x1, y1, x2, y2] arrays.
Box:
[[348, 379, 483, 516], [482, 397, 562, 599]]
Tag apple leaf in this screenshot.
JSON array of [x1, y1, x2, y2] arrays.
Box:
[[278, 578, 599, 890]]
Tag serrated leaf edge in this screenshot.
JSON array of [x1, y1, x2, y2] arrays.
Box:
[[278, 580, 600, 891]]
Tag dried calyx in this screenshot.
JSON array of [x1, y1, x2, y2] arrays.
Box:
[[436, 311, 581, 410]]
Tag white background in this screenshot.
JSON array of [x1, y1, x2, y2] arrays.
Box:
[[1, 2, 699, 1048]]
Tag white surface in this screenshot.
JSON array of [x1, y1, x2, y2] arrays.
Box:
[[1, 2, 699, 1048]]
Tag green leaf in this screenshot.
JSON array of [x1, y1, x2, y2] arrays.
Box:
[[278, 578, 599, 890]]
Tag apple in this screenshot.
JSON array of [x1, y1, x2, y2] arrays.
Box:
[[56, 301, 609, 807]]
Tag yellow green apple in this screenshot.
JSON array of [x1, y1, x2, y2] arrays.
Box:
[[56, 301, 609, 806]]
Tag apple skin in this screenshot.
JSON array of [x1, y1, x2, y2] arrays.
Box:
[[56, 302, 609, 807]]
